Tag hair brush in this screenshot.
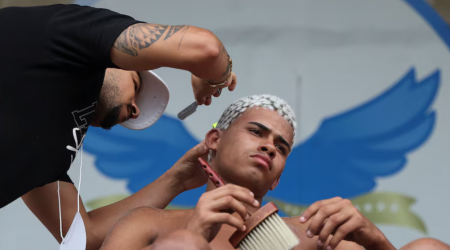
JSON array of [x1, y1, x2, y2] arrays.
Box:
[[198, 157, 300, 250]]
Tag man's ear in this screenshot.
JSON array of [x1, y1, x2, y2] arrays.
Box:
[[205, 129, 221, 151], [270, 174, 281, 191]]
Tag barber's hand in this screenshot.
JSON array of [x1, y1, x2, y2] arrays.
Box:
[[186, 184, 259, 242], [191, 72, 237, 106], [300, 197, 391, 250], [165, 141, 210, 192]]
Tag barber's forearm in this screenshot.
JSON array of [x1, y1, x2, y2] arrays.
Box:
[[160, 25, 230, 82], [111, 23, 231, 83], [87, 172, 183, 247], [183, 31, 230, 84]]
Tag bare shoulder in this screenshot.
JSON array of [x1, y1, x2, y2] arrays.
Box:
[[282, 216, 363, 250], [118, 206, 192, 232], [100, 207, 193, 250]]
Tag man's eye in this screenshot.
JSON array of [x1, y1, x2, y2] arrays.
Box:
[[250, 129, 261, 136], [276, 145, 286, 154]]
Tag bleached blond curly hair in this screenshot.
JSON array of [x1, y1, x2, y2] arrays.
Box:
[[216, 94, 296, 142]]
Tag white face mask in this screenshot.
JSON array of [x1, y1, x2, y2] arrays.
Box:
[[60, 212, 86, 250], [59, 128, 87, 250]]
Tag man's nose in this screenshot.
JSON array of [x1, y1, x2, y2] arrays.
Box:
[[258, 143, 276, 159]]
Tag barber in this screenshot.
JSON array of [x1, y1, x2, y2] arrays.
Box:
[[0, 4, 235, 250]]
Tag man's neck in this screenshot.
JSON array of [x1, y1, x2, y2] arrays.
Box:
[[205, 181, 263, 214]]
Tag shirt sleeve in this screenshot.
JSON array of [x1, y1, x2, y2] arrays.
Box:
[[57, 172, 73, 184], [46, 4, 142, 68]]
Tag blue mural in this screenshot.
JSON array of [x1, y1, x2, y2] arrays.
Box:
[[272, 68, 439, 204], [84, 68, 440, 207]]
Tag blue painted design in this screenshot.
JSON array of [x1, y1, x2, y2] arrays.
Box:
[[271, 69, 439, 204], [83, 115, 206, 205], [84, 68, 440, 206], [405, 0, 450, 52]]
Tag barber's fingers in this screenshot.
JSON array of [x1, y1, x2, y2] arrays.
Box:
[[192, 140, 209, 156], [227, 72, 237, 91], [182, 140, 209, 161], [196, 97, 205, 105], [213, 88, 222, 97], [211, 73, 236, 99], [204, 96, 212, 106]]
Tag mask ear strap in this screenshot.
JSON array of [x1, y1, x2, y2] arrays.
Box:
[[76, 141, 84, 213], [58, 180, 64, 242], [58, 128, 86, 242]]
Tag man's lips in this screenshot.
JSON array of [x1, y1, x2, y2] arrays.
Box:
[[251, 154, 272, 171]]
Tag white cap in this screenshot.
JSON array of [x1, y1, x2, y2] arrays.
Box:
[[120, 70, 170, 130]]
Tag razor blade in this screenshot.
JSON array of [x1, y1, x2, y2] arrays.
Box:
[[177, 101, 198, 120]]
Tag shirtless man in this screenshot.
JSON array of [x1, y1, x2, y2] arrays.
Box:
[[99, 94, 449, 250]]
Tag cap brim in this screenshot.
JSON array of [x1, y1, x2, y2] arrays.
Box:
[[120, 70, 170, 130]]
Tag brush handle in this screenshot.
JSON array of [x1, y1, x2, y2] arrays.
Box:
[[198, 157, 225, 187]]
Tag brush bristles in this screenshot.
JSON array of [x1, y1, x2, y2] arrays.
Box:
[[238, 213, 299, 250]]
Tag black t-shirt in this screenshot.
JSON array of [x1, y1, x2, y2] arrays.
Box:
[[0, 4, 140, 208]]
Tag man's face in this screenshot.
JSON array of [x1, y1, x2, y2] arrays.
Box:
[[210, 107, 294, 197], [90, 68, 141, 129]]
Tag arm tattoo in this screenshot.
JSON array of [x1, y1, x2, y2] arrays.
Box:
[[177, 26, 190, 50], [165, 25, 189, 41], [114, 24, 190, 56]]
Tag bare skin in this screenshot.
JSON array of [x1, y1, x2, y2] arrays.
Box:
[[100, 108, 379, 250], [101, 107, 449, 250], [109, 23, 237, 107], [401, 238, 450, 250], [22, 140, 211, 250], [101, 205, 449, 250], [22, 21, 238, 250], [91, 23, 239, 129]]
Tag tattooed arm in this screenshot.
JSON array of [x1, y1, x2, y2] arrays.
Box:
[[111, 23, 230, 84]]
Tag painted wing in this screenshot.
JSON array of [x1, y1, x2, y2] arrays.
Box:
[[271, 68, 439, 205]]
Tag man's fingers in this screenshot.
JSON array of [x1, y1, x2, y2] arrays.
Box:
[[211, 197, 248, 221], [228, 73, 237, 91], [204, 96, 212, 106], [213, 213, 246, 232], [213, 88, 222, 97], [326, 221, 355, 250], [196, 96, 205, 105], [300, 197, 343, 223], [185, 141, 209, 160], [307, 202, 343, 237], [317, 214, 349, 247], [208, 184, 258, 208]]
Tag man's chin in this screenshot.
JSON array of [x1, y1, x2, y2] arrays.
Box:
[[229, 169, 269, 193], [99, 105, 122, 130], [101, 122, 118, 130], [100, 114, 121, 130]]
